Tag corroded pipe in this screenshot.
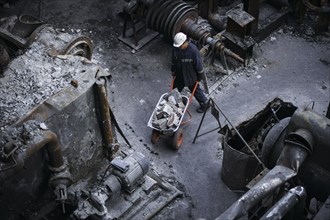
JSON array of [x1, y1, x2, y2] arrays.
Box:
[[0, 130, 66, 184], [27, 130, 64, 168], [95, 77, 114, 156]]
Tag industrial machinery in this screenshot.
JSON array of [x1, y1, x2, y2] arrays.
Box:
[[119, 0, 329, 67], [218, 99, 330, 219], [0, 14, 181, 220], [1, 0, 329, 219]]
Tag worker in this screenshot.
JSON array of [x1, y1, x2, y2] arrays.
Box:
[[171, 32, 208, 113]]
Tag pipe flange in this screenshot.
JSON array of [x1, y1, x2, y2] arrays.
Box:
[[49, 168, 72, 189], [49, 161, 67, 173]]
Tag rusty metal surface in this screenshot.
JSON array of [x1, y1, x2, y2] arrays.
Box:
[[95, 77, 114, 158], [60, 35, 93, 60]]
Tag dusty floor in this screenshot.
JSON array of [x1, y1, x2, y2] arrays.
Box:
[[1, 0, 330, 219]]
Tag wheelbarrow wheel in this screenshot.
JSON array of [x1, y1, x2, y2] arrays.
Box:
[[151, 129, 161, 144], [172, 128, 183, 150]]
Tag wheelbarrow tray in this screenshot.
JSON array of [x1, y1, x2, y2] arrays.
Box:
[[147, 92, 189, 133]]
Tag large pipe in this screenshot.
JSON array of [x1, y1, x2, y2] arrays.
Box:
[[216, 165, 297, 220], [94, 77, 114, 158], [216, 127, 313, 219], [260, 186, 307, 220]]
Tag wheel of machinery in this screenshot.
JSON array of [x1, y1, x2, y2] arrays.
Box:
[[151, 129, 161, 144], [172, 128, 183, 150], [61, 36, 93, 60]]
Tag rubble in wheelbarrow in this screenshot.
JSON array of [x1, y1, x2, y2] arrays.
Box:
[[152, 88, 186, 130]]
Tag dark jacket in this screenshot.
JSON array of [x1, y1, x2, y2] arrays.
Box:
[[171, 42, 204, 87]]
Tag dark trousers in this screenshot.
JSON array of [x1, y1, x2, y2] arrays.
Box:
[[174, 81, 207, 106]]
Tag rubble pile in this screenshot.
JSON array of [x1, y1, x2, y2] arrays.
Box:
[[0, 27, 95, 128], [151, 88, 186, 130]]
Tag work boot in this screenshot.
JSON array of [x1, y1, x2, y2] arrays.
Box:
[[196, 102, 209, 113]]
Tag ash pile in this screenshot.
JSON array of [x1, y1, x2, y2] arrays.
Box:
[[151, 88, 187, 130], [0, 26, 95, 129]]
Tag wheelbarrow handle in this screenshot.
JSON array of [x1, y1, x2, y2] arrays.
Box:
[[170, 76, 199, 98], [170, 76, 175, 91], [181, 81, 198, 126], [171, 77, 198, 105], [188, 81, 199, 105]]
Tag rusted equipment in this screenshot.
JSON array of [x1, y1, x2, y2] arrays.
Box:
[[60, 36, 93, 60], [95, 77, 115, 158], [119, 0, 301, 65], [0, 127, 67, 184], [220, 98, 297, 190], [0, 124, 72, 213], [0, 21, 103, 218], [217, 104, 330, 220], [147, 0, 244, 63], [0, 15, 182, 219], [119, 0, 245, 65]]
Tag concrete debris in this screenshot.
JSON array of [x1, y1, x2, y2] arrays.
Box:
[[151, 88, 185, 130]]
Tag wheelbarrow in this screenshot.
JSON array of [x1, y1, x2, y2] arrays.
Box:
[[147, 78, 198, 150]]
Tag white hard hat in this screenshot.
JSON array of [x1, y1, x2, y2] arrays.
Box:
[[173, 32, 187, 47]]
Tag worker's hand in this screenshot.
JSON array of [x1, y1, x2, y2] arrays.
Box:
[[171, 72, 176, 77]]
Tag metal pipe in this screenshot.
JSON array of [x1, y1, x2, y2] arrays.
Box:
[[0, 130, 65, 184], [224, 48, 245, 64], [260, 186, 307, 220], [215, 128, 313, 220], [215, 165, 297, 220], [28, 130, 65, 168], [95, 77, 114, 157]]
